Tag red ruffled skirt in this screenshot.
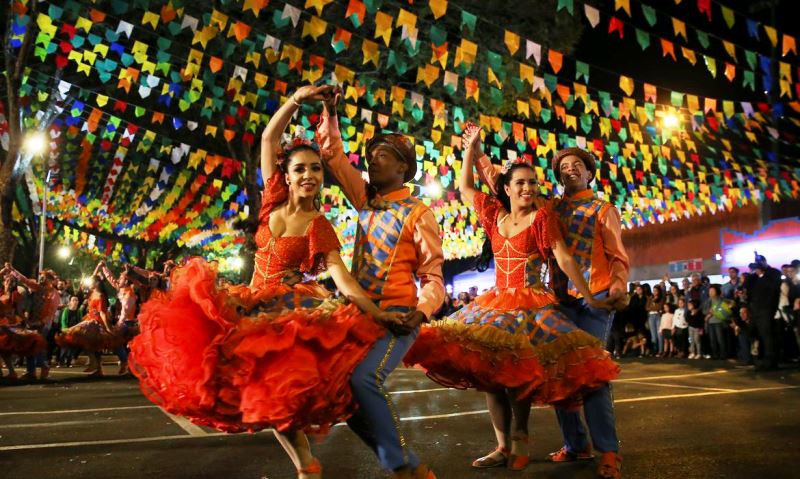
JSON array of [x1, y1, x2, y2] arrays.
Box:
[[0, 324, 47, 356], [56, 320, 126, 352], [405, 287, 619, 407], [130, 258, 385, 434]]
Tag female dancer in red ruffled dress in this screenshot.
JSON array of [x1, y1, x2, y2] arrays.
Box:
[[130, 85, 399, 479], [404, 125, 619, 471], [57, 264, 125, 377], [0, 269, 46, 379]]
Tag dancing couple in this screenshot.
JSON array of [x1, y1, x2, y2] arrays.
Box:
[[132, 84, 628, 479]]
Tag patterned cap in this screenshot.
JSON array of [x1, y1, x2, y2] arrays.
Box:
[[366, 133, 417, 183], [552, 147, 597, 183]]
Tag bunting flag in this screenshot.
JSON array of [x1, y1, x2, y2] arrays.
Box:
[[5, 0, 800, 268]]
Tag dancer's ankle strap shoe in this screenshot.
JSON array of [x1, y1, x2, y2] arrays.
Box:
[[507, 435, 530, 471], [297, 458, 322, 476], [597, 452, 622, 479], [546, 445, 595, 462], [393, 464, 436, 479], [471, 446, 509, 468]]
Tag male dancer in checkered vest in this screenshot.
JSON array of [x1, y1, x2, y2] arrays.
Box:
[[316, 90, 443, 479], [546, 147, 629, 479]]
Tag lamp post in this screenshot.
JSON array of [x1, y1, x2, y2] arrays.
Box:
[[38, 169, 53, 273]]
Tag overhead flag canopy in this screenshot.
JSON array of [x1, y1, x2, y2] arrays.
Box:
[[4, 0, 800, 269]]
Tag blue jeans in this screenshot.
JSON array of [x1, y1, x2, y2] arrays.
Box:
[[648, 312, 663, 354], [707, 322, 728, 359], [555, 292, 619, 454], [737, 330, 752, 363], [347, 307, 420, 471], [26, 323, 51, 374]]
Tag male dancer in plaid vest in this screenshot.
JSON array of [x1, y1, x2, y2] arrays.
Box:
[[317, 93, 444, 479], [547, 147, 629, 479]]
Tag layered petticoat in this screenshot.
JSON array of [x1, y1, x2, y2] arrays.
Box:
[[0, 318, 46, 356], [405, 287, 619, 408], [56, 318, 126, 352], [130, 258, 385, 434]]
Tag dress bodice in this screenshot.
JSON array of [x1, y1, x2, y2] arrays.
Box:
[[86, 293, 108, 322], [0, 291, 20, 323], [250, 171, 340, 290], [473, 192, 560, 290]]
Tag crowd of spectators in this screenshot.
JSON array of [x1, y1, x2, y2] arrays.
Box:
[[611, 257, 800, 371]]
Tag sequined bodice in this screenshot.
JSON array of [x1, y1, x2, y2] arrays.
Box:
[[490, 228, 548, 290], [251, 222, 308, 289], [0, 292, 19, 321], [86, 294, 107, 322]]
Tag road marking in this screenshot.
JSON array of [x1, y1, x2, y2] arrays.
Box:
[[621, 381, 735, 392], [614, 385, 800, 403], [159, 409, 209, 436], [0, 420, 110, 429], [614, 369, 729, 382], [391, 387, 453, 395], [0, 434, 227, 451], [0, 405, 155, 416], [3, 384, 797, 451]]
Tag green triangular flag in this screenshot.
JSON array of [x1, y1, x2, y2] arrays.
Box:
[[745, 50, 757, 70], [557, 0, 574, 15], [429, 25, 447, 47], [461, 11, 477, 36], [635, 29, 650, 50], [695, 30, 710, 49], [641, 4, 657, 27]]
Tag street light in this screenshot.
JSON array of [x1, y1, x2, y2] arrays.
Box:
[[38, 169, 54, 273], [23, 132, 47, 155], [57, 245, 70, 259]]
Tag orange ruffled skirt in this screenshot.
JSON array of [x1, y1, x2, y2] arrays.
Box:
[[405, 287, 619, 407], [129, 259, 385, 434], [56, 320, 127, 352], [0, 319, 47, 356]]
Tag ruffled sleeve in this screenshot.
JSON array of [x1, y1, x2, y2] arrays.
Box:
[[472, 191, 503, 238], [531, 203, 564, 259], [258, 171, 289, 224], [301, 216, 342, 275]]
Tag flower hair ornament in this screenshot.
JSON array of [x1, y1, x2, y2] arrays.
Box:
[[276, 126, 320, 164], [500, 155, 534, 175]]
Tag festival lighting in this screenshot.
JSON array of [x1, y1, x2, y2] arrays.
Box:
[[57, 245, 70, 259], [23, 132, 47, 155], [426, 181, 442, 199], [230, 256, 244, 270], [663, 113, 680, 129]]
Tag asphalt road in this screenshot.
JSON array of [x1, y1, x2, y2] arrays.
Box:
[[1, 358, 798, 479]]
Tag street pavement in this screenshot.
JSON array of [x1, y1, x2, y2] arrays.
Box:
[[1, 358, 798, 479]]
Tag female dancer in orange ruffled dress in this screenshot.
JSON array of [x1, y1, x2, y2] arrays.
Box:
[[57, 264, 125, 377], [130, 85, 400, 479], [404, 125, 619, 471], [0, 269, 46, 379]]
